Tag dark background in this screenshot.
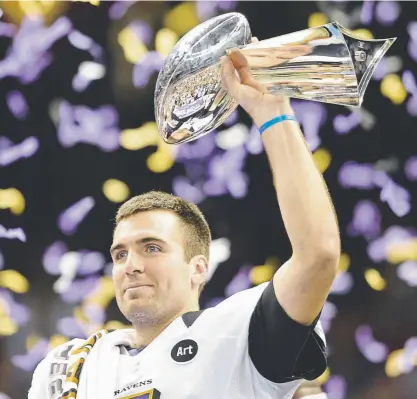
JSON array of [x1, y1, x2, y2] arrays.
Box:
[[0, 1, 416, 398]]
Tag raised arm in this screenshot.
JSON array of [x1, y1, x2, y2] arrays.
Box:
[[220, 49, 340, 326]]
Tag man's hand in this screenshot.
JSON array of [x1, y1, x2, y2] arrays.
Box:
[[220, 48, 291, 125]]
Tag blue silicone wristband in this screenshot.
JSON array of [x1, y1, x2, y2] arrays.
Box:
[[258, 114, 298, 135]]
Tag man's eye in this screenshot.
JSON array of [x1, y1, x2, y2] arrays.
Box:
[[115, 250, 127, 260], [145, 245, 161, 253]]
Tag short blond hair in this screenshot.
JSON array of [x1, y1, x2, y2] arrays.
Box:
[[115, 190, 211, 294]]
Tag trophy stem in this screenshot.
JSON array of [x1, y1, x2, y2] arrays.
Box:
[[239, 23, 396, 107]]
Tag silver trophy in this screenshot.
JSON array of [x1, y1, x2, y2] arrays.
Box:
[[155, 12, 396, 144]]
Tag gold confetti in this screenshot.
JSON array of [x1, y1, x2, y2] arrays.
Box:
[[103, 179, 130, 203], [84, 277, 115, 309], [0, 316, 18, 336], [164, 3, 199, 36], [0, 188, 26, 215], [313, 148, 332, 173], [308, 12, 328, 28], [385, 349, 404, 377], [317, 367, 330, 384], [351, 29, 374, 40], [120, 122, 177, 173], [26, 335, 40, 350], [338, 253, 351, 273], [155, 28, 179, 57], [0, 269, 29, 293], [118, 27, 148, 64], [364, 268, 386, 291], [250, 257, 279, 285], [49, 335, 69, 349], [386, 238, 417, 263], [381, 74, 407, 105], [72, 0, 100, 5]]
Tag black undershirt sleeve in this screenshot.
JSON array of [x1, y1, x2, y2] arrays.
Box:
[[248, 281, 327, 383]]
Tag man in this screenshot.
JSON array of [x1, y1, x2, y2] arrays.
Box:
[[28, 47, 340, 399]]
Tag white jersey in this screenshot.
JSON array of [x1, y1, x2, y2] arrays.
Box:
[[29, 282, 326, 399]]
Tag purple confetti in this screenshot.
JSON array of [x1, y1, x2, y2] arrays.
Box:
[[246, 124, 263, 155], [78, 251, 106, 275], [360, 0, 374, 25], [325, 375, 347, 399], [196, 0, 238, 21], [129, 21, 153, 46], [176, 133, 217, 162], [172, 176, 205, 204], [292, 101, 327, 151], [320, 301, 337, 334], [0, 16, 72, 84], [338, 162, 375, 189], [355, 325, 389, 363], [347, 200, 381, 239], [407, 39, 417, 63], [408, 22, 417, 42], [225, 266, 252, 297], [375, 1, 401, 26], [406, 93, 417, 116], [0, 136, 39, 166], [108, 1, 136, 20], [223, 110, 239, 127], [0, 225, 26, 242], [402, 70, 417, 93], [204, 297, 226, 308], [6, 90, 28, 119], [68, 30, 103, 61], [0, 289, 31, 325], [42, 241, 68, 275], [133, 51, 165, 88], [404, 156, 417, 181], [379, 178, 411, 217], [57, 101, 120, 151], [0, 21, 16, 37], [83, 304, 105, 325], [60, 276, 100, 303], [58, 196, 95, 235], [57, 316, 87, 338], [367, 226, 415, 263], [333, 111, 361, 134], [11, 338, 49, 371], [330, 272, 353, 295], [397, 261, 417, 287], [204, 147, 248, 199]]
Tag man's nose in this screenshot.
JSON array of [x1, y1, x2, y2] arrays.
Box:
[[124, 252, 145, 275]]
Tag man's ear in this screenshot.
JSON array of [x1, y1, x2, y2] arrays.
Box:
[[190, 255, 208, 287]]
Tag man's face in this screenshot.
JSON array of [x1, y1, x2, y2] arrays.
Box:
[[111, 210, 206, 325]]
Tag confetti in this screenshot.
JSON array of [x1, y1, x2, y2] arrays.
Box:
[[6, 90, 29, 119], [103, 179, 130, 203], [58, 196, 95, 235], [0, 136, 39, 166], [0, 16, 72, 83], [355, 324, 389, 363], [58, 101, 120, 151], [0, 225, 26, 242]]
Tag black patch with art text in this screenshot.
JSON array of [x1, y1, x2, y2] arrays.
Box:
[[171, 339, 198, 363]]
